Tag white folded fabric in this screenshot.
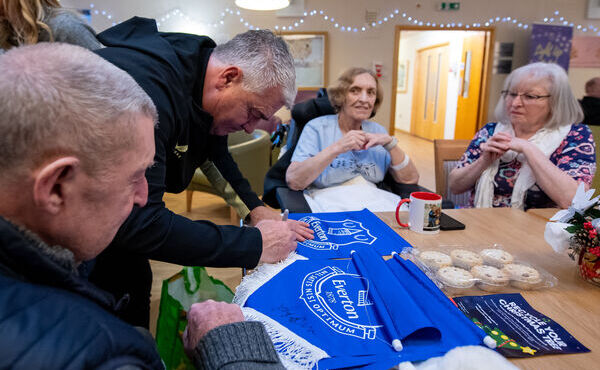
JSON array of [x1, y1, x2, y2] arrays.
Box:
[[303, 175, 402, 213]]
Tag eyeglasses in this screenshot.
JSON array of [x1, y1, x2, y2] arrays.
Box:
[[501, 90, 551, 104]]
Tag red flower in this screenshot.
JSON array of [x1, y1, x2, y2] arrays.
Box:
[[584, 222, 593, 230], [589, 246, 600, 256], [589, 229, 598, 239]]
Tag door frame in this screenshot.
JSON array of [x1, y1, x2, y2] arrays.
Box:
[[389, 25, 495, 138], [410, 42, 450, 139]]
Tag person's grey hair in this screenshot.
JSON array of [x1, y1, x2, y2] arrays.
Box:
[[212, 29, 296, 108], [494, 62, 583, 129], [0, 43, 157, 181]]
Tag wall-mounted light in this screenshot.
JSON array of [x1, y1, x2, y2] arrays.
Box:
[[235, 0, 290, 11]]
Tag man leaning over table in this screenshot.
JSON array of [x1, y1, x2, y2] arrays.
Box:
[[0, 43, 284, 369], [88, 17, 314, 328]]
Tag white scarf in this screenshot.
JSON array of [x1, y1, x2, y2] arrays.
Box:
[[473, 121, 571, 210]]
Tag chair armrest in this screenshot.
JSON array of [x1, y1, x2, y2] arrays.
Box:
[[386, 182, 432, 198], [385, 182, 455, 209], [275, 188, 312, 213], [441, 200, 455, 209]]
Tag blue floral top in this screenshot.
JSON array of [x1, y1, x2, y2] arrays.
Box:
[[456, 123, 596, 209]]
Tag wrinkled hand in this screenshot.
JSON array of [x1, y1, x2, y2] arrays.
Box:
[[508, 137, 531, 154], [334, 130, 367, 154], [183, 300, 244, 358], [480, 132, 511, 164], [249, 206, 314, 242], [255, 219, 297, 263], [249, 206, 282, 225], [287, 219, 314, 241], [363, 133, 393, 149]]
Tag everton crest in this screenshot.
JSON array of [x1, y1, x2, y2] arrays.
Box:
[[298, 216, 377, 251], [300, 266, 381, 340]]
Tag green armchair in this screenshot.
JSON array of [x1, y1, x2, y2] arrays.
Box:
[[185, 129, 271, 220]]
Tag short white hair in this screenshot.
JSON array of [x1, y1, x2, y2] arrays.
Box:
[[494, 62, 583, 129], [0, 43, 157, 180], [213, 29, 296, 108]]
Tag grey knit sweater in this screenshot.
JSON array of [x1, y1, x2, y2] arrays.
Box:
[[39, 8, 102, 50], [194, 321, 285, 369], [0, 7, 101, 54]]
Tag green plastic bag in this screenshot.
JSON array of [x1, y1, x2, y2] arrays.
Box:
[[155, 266, 234, 370]]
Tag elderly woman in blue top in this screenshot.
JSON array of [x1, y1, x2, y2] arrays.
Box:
[[286, 67, 419, 190], [449, 62, 596, 210]]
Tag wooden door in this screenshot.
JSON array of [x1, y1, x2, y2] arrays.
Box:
[[454, 33, 486, 140], [411, 43, 449, 141]]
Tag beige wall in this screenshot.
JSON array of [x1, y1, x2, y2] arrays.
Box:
[[570, 68, 600, 99], [63, 0, 600, 130]]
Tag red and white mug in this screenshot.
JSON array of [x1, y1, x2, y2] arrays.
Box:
[[395, 192, 442, 234]]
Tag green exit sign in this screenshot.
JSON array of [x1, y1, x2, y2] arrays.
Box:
[[440, 2, 460, 10]]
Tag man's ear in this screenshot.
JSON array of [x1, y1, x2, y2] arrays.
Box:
[[32, 157, 81, 215], [216, 66, 243, 90]]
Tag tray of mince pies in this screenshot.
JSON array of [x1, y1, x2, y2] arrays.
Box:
[[401, 245, 557, 295]]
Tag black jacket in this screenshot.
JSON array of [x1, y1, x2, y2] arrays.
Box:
[[95, 17, 262, 268], [0, 217, 163, 369], [580, 96, 600, 126]]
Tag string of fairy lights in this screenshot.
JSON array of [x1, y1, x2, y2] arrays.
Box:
[[88, 3, 600, 36]]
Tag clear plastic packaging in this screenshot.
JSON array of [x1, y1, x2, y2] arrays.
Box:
[[401, 244, 557, 296]]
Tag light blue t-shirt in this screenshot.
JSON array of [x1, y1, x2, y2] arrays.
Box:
[[291, 114, 391, 188]]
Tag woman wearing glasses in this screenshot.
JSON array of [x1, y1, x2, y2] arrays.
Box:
[[449, 62, 595, 209]]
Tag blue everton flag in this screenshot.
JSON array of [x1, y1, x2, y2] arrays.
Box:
[[289, 209, 411, 259], [234, 248, 489, 369]]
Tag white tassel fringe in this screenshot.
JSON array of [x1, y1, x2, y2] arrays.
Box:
[[242, 307, 329, 369]]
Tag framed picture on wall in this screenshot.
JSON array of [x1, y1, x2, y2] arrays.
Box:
[[397, 60, 409, 93], [588, 0, 600, 19], [571, 36, 600, 67], [281, 32, 328, 90]]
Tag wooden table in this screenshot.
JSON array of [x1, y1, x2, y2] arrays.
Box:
[[526, 208, 560, 221], [378, 208, 599, 369]]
